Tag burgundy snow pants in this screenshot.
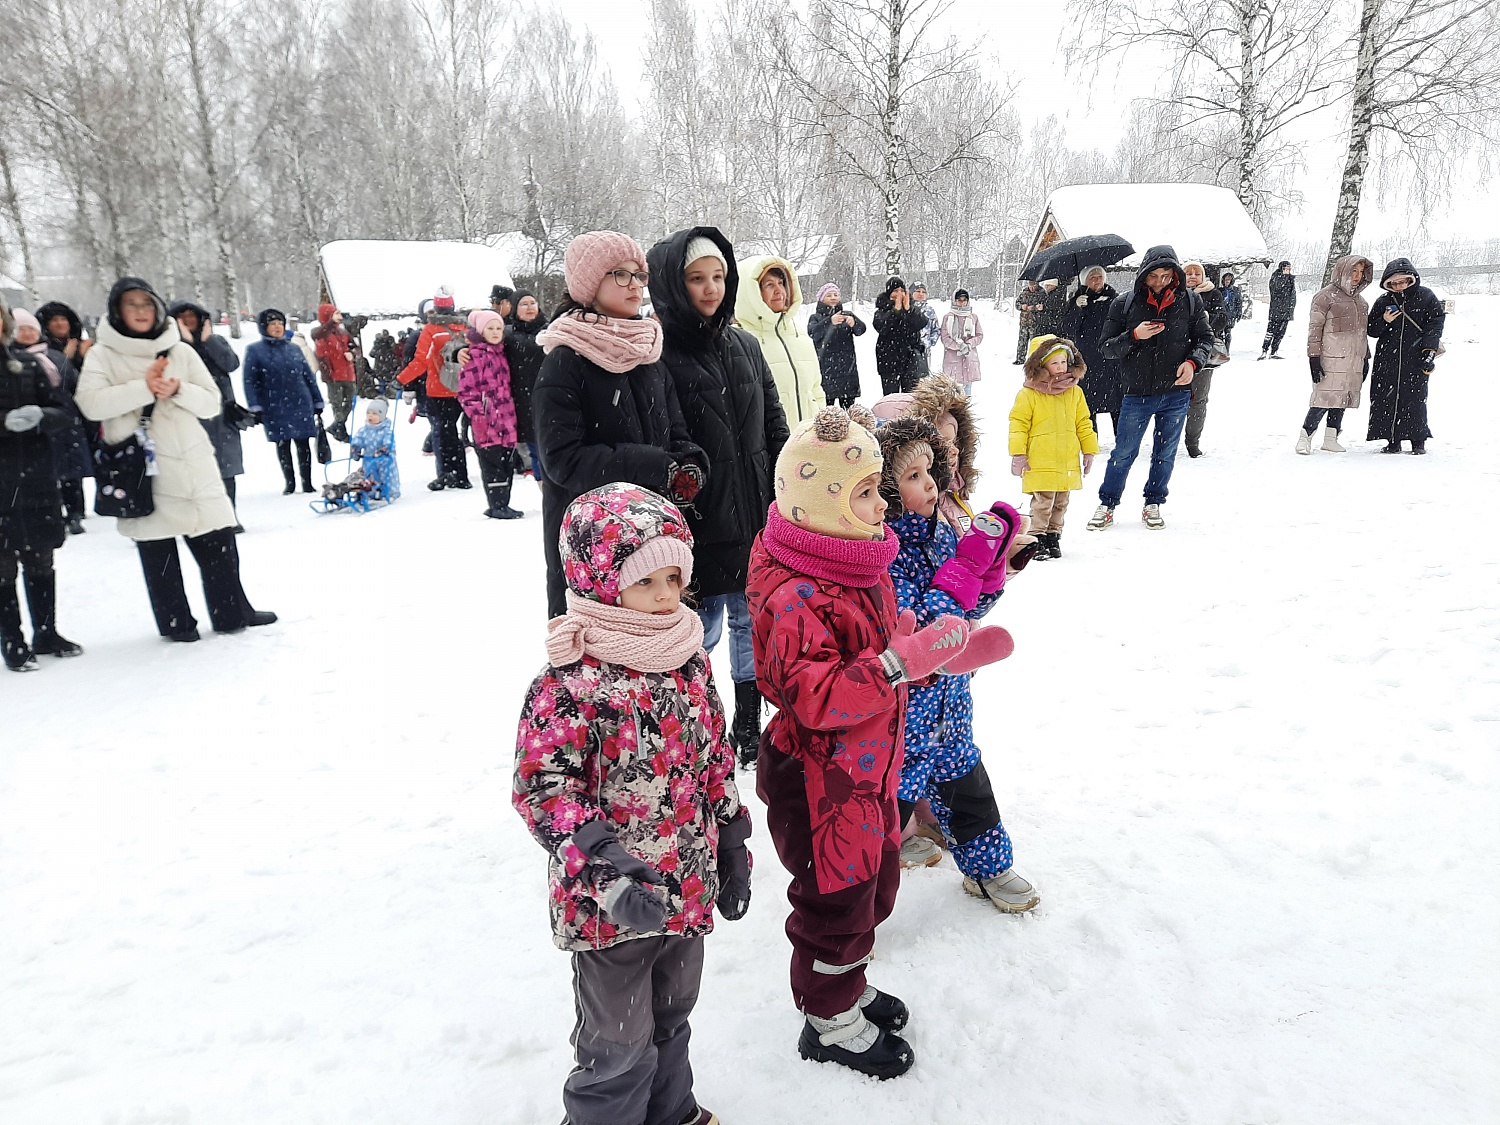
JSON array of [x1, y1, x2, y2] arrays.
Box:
[[758, 740, 902, 1020]]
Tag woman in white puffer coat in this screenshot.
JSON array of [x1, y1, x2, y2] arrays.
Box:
[[76, 277, 276, 642], [735, 255, 823, 424]]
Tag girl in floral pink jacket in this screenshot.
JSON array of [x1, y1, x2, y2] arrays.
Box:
[[514, 482, 749, 1125]]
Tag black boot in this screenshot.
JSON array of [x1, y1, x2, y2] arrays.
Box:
[[1033, 531, 1057, 561], [2, 579, 38, 671], [1381, 441, 1402, 454], [798, 1018, 915, 1080], [329, 420, 349, 443], [1048, 531, 1063, 559], [1409, 440, 1427, 455], [277, 442, 296, 494], [24, 563, 83, 658], [297, 440, 316, 492], [732, 680, 762, 768], [859, 988, 910, 1033]]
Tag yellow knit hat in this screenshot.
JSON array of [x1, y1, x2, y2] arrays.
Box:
[[774, 406, 885, 539]]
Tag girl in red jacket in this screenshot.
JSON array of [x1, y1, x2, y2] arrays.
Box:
[[746, 405, 1000, 1080]]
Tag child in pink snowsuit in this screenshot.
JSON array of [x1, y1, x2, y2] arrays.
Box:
[[457, 309, 521, 519]]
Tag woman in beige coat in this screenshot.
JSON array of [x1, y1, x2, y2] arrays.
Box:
[[76, 277, 276, 641], [1297, 255, 1375, 454]]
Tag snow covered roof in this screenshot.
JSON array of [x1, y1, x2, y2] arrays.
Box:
[[1030, 184, 1271, 271], [318, 240, 516, 317], [738, 235, 840, 275]]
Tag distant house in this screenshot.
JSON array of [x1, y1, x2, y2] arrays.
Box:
[[1, 271, 26, 310], [317, 240, 515, 318], [1027, 184, 1272, 279]]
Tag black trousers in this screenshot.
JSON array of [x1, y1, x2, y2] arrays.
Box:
[[277, 439, 312, 487], [475, 444, 514, 512], [826, 392, 857, 409], [136, 528, 252, 636], [1303, 407, 1345, 433], [1262, 317, 1291, 355], [61, 479, 86, 520], [427, 398, 469, 483], [1, 547, 56, 638]]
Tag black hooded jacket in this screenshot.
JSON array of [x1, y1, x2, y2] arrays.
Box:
[[1365, 257, 1445, 443], [1269, 268, 1297, 321], [1099, 245, 1216, 397], [807, 301, 866, 399], [872, 278, 928, 389], [35, 301, 83, 355], [646, 226, 790, 597], [503, 292, 548, 447]]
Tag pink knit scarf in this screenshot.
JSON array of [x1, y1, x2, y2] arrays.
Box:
[[546, 592, 705, 673], [538, 311, 663, 374], [761, 505, 900, 587]]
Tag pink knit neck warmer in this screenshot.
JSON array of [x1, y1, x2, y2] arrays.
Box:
[[538, 311, 663, 374], [546, 591, 705, 673], [762, 504, 900, 587]]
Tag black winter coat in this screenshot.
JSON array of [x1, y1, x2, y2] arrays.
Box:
[[1100, 245, 1216, 397], [1, 346, 71, 552], [873, 293, 928, 392], [1365, 258, 1444, 444], [1060, 283, 1122, 415], [807, 302, 866, 400], [1197, 285, 1229, 338], [534, 334, 706, 617], [646, 226, 790, 598], [29, 346, 93, 483], [169, 300, 244, 478], [1036, 284, 1070, 337], [35, 301, 83, 356], [1269, 271, 1297, 321], [504, 316, 548, 446]]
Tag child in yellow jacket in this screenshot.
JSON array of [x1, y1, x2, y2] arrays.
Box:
[[1009, 334, 1098, 560]]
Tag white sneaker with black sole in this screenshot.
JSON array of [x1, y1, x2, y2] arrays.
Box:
[[1142, 504, 1165, 529]]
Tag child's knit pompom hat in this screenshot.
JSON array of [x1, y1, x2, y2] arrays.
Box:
[[564, 231, 648, 308], [774, 405, 884, 539], [875, 416, 954, 517], [560, 483, 695, 606]]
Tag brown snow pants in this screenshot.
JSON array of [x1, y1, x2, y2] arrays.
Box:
[[1028, 490, 1072, 534]]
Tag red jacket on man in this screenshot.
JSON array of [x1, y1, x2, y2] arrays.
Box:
[[397, 315, 464, 399]]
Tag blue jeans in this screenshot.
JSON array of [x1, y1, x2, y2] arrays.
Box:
[[697, 592, 754, 683], [1098, 390, 1191, 508]]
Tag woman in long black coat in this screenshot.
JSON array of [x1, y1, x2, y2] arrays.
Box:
[[807, 283, 865, 407], [503, 290, 549, 482], [169, 301, 249, 524], [1059, 266, 1121, 435], [1366, 257, 1445, 454], [2, 298, 81, 669], [646, 225, 790, 766], [872, 277, 928, 395]]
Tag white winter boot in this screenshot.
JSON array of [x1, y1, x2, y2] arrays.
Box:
[[963, 868, 1040, 913], [1322, 427, 1346, 452], [899, 835, 943, 869], [1295, 429, 1313, 455]]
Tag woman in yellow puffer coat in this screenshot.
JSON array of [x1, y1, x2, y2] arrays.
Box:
[[735, 256, 824, 425], [1008, 335, 1098, 560]]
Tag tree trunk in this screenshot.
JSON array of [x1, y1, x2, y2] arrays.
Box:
[[0, 143, 39, 304], [1325, 0, 1384, 286], [1236, 0, 1261, 216], [184, 7, 241, 336], [882, 0, 904, 277]]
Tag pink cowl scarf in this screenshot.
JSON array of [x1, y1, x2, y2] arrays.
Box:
[[761, 504, 900, 588], [546, 591, 705, 673], [538, 311, 663, 374]]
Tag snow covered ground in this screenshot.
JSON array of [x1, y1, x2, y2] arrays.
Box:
[[3, 295, 1497, 1125]]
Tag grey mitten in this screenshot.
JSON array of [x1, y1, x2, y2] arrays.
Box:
[[573, 819, 663, 885], [4, 405, 44, 432], [716, 814, 752, 921], [601, 878, 669, 932]]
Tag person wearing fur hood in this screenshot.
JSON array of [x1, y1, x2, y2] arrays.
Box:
[[906, 374, 982, 536], [735, 256, 824, 425], [877, 416, 1037, 912], [1011, 336, 1098, 560], [938, 289, 983, 390], [1297, 254, 1374, 455]]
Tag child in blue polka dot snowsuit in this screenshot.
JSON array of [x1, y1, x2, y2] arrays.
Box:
[[877, 415, 1041, 912]]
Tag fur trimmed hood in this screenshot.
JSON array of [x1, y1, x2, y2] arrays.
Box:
[[876, 415, 953, 518], [906, 374, 979, 498], [1023, 334, 1087, 394]]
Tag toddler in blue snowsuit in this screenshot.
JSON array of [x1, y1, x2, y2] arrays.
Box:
[[877, 415, 1040, 913], [350, 399, 401, 500]]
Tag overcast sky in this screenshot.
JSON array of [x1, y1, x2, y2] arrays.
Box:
[[563, 0, 1496, 246]]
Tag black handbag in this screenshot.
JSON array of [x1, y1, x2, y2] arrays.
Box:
[[314, 415, 332, 464], [93, 403, 156, 518]]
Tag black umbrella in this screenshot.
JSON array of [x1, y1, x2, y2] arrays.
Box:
[[1021, 234, 1134, 283]]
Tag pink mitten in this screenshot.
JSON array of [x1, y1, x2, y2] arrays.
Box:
[[933, 508, 1014, 609], [939, 625, 1014, 675], [976, 502, 1024, 594], [880, 610, 970, 683]]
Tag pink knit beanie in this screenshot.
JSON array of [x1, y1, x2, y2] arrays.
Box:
[[564, 230, 647, 307], [816, 283, 840, 304]]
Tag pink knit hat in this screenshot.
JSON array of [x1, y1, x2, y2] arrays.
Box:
[[12, 308, 41, 335], [816, 283, 840, 304], [564, 230, 647, 307], [468, 309, 502, 333]]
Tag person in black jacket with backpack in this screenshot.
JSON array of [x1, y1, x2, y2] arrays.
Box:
[[533, 230, 707, 618], [1260, 261, 1297, 359], [648, 226, 791, 766], [1087, 245, 1215, 532]]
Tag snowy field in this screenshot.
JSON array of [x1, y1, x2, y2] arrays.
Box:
[[3, 295, 1497, 1125]]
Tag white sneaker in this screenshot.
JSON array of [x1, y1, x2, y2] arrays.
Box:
[[1086, 504, 1115, 530], [900, 835, 943, 869], [963, 868, 1040, 913], [1322, 427, 1346, 452], [1295, 429, 1313, 455], [1142, 504, 1165, 529]]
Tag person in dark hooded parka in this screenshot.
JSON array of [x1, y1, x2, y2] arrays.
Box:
[[1365, 257, 1445, 454], [647, 226, 790, 767], [169, 300, 250, 525]]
